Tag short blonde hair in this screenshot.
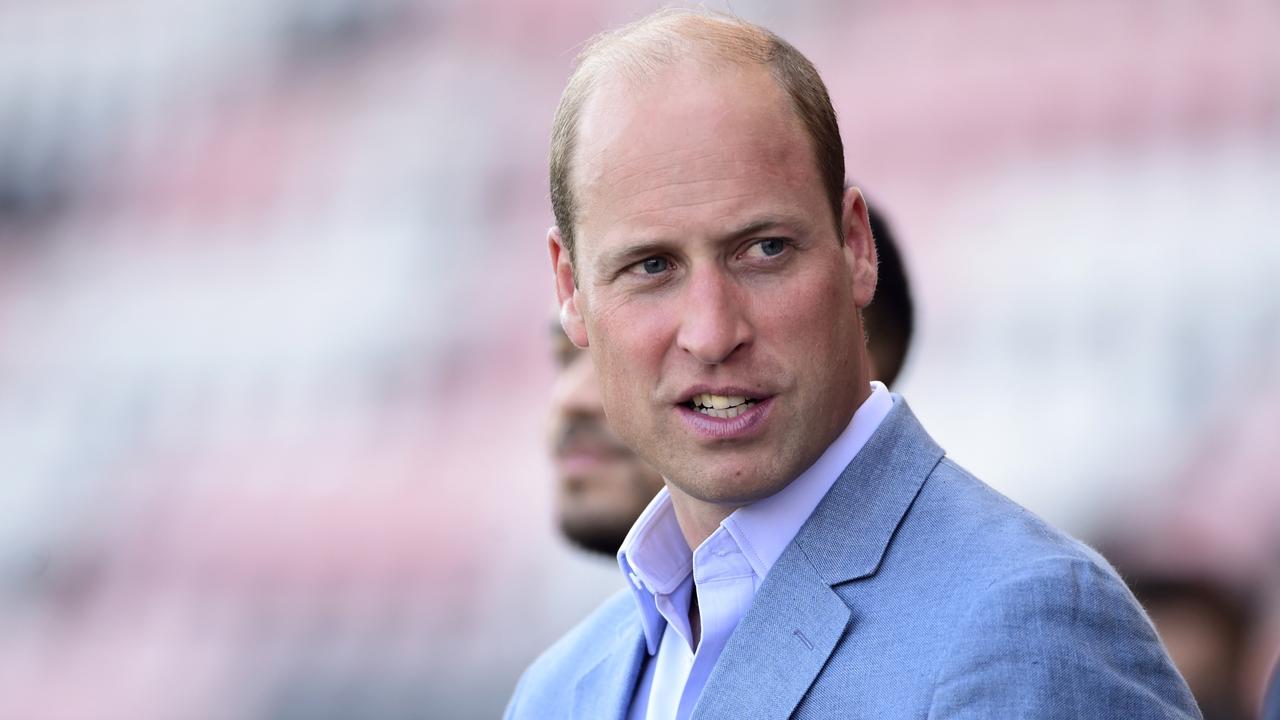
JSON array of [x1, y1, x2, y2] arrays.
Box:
[[549, 9, 845, 264]]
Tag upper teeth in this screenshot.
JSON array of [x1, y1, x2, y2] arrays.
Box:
[[694, 393, 748, 409]]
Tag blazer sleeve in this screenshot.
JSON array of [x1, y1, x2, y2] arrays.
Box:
[[927, 556, 1202, 719]]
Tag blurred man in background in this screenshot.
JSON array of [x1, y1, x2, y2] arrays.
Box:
[[548, 320, 665, 556], [548, 204, 913, 558]]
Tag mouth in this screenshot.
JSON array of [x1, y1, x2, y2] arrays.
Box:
[[555, 440, 635, 483], [555, 417, 633, 460], [557, 442, 631, 461], [675, 389, 774, 441], [681, 392, 763, 419]]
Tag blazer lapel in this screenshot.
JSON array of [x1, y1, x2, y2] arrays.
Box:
[[571, 620, 648, 720], [691, 551, 850, 720], [797, 398, 943, 586], [691, 398, 944, 719]]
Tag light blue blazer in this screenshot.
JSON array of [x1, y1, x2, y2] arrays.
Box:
[[507, 399, 1200, 719]]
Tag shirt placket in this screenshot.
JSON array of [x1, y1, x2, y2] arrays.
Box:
[[674, 531, 758, 719]]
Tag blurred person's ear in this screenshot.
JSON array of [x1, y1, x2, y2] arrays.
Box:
[[550, 226, 588, 348]]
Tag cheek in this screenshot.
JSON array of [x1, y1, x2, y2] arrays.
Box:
[[588, 301, 673, 430], [590, 296, 672, 369], [758, 269, 858, 366]]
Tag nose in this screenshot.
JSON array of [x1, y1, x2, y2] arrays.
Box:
[[676, 267, 752, 365]]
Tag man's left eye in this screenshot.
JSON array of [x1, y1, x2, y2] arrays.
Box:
[[634, 257, 669, 275], [748, 238, 787, 257]]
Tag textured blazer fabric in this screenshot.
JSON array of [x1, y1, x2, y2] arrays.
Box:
[[506, 398, 1202, 720]]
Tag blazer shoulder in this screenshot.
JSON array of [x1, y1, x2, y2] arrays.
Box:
[[919, 456, 1112, 577], [911, 460, 1200, 718], [928, 552, 1200, 719]]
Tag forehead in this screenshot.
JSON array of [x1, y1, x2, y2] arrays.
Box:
[[571, 61, 822, 246]]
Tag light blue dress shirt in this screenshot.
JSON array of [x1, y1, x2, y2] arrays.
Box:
[[617, 382, 893, 720]]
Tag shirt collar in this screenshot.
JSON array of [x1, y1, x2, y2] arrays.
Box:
[[617, 492, 688, 653], [617, 382, 895, 654]]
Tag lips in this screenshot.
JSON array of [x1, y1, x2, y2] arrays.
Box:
[[674, 386, 774, 440]]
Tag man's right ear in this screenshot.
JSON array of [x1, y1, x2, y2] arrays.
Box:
[[549, 226, 589, 348]]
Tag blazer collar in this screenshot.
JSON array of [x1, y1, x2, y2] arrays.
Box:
[[795, 396, 944, 585]]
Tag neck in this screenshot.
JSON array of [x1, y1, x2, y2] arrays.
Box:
[[665, 485, 741, 550]]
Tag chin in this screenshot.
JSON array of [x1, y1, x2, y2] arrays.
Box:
[[558, 513, 633, 557], [677, 468, 791, 507]]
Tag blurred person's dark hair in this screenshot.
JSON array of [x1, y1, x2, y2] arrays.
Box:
[[549, 8, 844, 266], [864, 205, 913, 387]]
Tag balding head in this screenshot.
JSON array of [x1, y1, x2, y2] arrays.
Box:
[[549, 9, 845, 266]]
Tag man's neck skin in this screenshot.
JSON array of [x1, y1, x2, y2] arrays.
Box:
[[666, 485, 744, 551], [665, 375, 872, 551]]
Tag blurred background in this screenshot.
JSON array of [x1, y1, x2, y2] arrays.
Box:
[[0, 0, 1276, 718]]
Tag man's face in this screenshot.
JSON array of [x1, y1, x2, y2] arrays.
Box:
[[548, 325, 664, 555], [551, 61, 877, 511]]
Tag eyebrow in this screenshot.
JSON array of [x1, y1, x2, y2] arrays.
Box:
[[727, 217, 799, 241]]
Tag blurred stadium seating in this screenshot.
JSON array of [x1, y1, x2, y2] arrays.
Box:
[[0, 1, 1276, 717]]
